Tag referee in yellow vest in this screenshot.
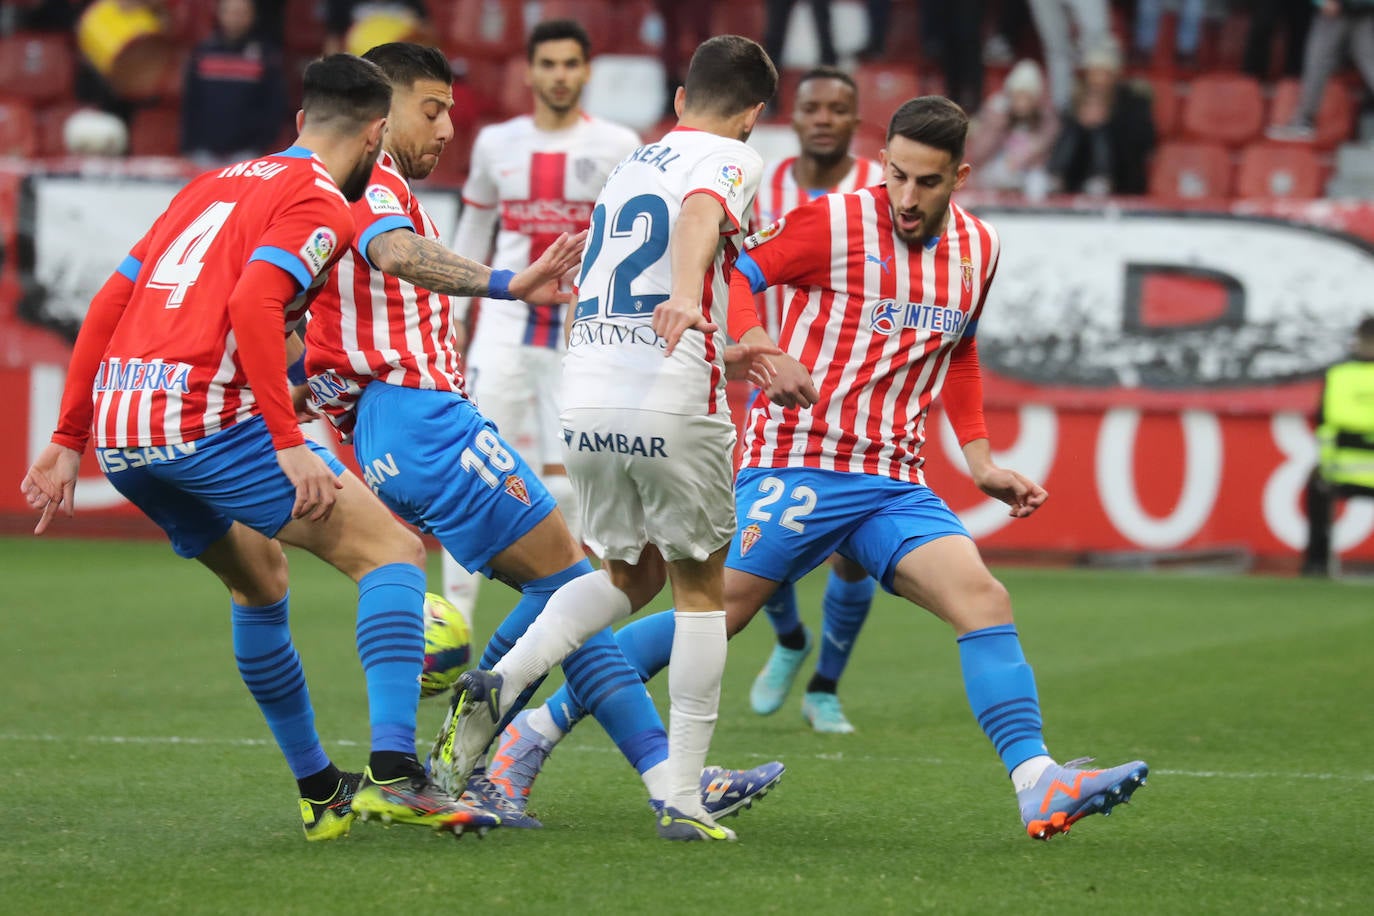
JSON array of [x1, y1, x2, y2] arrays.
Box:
[[1303, 316, 1374, 576]]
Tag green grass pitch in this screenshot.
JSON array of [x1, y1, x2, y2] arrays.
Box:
[[3, 536, 1371, 914]]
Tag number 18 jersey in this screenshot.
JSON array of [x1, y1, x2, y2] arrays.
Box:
[[562, 128, 762, 417]]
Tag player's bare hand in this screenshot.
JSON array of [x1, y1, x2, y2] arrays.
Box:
[[973, 466, 1048, 518], [291, 384, 320, 423], [654, 295, 717, 357], [276, 444, 343, 522], [762, 353, 819, 409], [512, 230, 588, 305], [723, 342, 782, 386], [20, 443, 82, 535]]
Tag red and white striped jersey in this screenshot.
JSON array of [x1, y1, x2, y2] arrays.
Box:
[[91, 146, 353, 448], [305, 151, 465, 439], [735, 190, 1000, 484], [563, 127, 763, 416], [748, 155, 882, 339], [455, 113, 641, 350]]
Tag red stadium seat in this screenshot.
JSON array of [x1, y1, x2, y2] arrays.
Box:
[[33, 102, 85, 157], [283, 0, 327, 55], [129, 106, 181, 157], [1149, 141, 1234, 200], [0, 99, 38, 158], [1235, 143, 1325, 199], [852, 64, 920, 137], [1267, 77, 1356, 149], [1180, 73, 1264, 147], [446, 0, 525, 60], [0, 33, 77, 105]]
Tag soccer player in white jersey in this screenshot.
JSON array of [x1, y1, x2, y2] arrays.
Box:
[[440, 19, 642, 618], [433, 35, 784, 842], [307, 42, 784, 830], [476, 96, 1151, 842], [746, 66, 885, 735]]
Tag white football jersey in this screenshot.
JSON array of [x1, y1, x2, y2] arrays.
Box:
[[456, 114, 642, 350], [562, 128, 763, 416]]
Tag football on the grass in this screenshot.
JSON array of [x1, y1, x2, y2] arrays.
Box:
[[420, 592, 471, 698]]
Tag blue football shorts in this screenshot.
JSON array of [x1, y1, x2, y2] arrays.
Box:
[[351, 382, 556, 576], [727, 466, 971, 592], [97, 415, 346, 559]]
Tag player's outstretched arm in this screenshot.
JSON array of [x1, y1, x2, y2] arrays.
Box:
[[726, 263, 817, 408], [654, 193, 726, 356], [961, 439, 1048, 518], [366, 228, 586, 304]]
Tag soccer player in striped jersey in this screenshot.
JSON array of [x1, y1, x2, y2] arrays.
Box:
[[485, 96, 1150, 842], [746, 66, 884, 735], [20, 55, 499, 841], [441, 19, 643, 619], [303, 42, 783, 829]]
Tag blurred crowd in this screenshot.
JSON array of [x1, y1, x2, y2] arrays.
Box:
[[1, 1, 1370, 200]]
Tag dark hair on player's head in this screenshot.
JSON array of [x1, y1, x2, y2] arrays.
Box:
[[1357, 315, 1374, 340], [887, 96, 969, 161], [683, 35, 777, 117], [797, 65, 858, 100], [527, 18, 591, 61], [362, 42, 452, 89], [301, 54, 392, 130]]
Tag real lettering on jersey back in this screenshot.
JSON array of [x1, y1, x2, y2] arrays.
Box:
[[91, 148, 353, 449], [562, 128, 764, 417], [739, 190, 1000, 483]]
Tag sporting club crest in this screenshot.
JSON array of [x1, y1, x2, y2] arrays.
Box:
[[739, 523, 763, 556], [504, 475, 531, 506]]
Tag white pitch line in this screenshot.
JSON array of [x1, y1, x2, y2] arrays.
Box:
[[3, 733, 1372, 783]]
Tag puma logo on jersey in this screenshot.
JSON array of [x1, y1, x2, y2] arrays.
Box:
[[865, 253, 894, 274]]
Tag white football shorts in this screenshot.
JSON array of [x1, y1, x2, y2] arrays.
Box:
[[561, 407, 736, 563], [466, 342, 565, 469]]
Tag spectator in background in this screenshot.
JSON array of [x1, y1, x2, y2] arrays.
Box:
[[1268, 0, 1374, 142], [764, 0, 838, 71], [1244, 0, 1315, 79], [1027, 0, 1111, 112], [966, 59, 1059, 195], [181, 0, 286, 162], [1302, 316, 1374, 577], [656, 0, 712, 118], [920, 0, 985, 112], [1046, 39, 1155, 195], [1133, 0, 1206, 68], [857, 0, 890, 61], [323, 0, 428, 55]]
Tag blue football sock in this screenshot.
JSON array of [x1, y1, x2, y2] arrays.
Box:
[[815, 572, 876, 682], [957, 623, 1049, 773], [547, 608, 678, 730], [761, 581, 802, 638], [564, 628, 667, 774], [231, 592, 329, 779], [356, 563, 426, 756]]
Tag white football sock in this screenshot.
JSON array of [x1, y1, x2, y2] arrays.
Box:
[[642, 760, 672, 802], [666, 610, 727, 815], [542, 472, 583, 547], [1011, 755, 1056, 793], [523, 703, 565, 743], [440, 551, 481, 626], [492, 569, 633, 707]]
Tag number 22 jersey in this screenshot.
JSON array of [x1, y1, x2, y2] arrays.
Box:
[[562, 128, 762, 417]]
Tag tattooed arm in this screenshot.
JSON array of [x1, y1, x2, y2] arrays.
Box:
[[366, 229, 493, 297], [366, 227, 586, 304]]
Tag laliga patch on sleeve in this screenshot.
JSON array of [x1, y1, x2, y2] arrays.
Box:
[[298, 226, 338, 276], [365, 184, 405, 215], [714, 163, 745, 199], [744, 217, 785, 250]]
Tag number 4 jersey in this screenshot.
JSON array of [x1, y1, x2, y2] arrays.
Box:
[[562, 128, 763, 417], [89, 146, 354, 448]]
